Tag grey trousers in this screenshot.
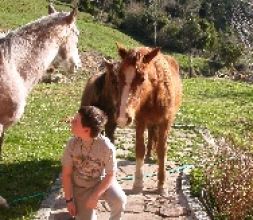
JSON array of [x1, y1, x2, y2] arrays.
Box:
[[73, 180, 127, 220]]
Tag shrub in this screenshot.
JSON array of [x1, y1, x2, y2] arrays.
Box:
[[202, 142, 253, 219], [120, 11, 148, 40], [157, 21, 184, 52], [217, 33, 244, 68]]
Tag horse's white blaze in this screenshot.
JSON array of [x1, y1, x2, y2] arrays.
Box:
[[117, 66, 136, 127]]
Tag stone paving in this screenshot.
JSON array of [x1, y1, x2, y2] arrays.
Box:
[[35, 159, 209, 220]]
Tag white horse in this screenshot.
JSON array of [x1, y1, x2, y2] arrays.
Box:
[[0, 4, 82, 208], [0, 6, 82, 160]]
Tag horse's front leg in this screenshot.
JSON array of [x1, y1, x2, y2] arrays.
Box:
[[156, 122, 169, 196], [133, 121, 145, 193]]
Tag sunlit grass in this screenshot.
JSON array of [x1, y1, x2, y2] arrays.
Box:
[[179, 78, 253, 150]]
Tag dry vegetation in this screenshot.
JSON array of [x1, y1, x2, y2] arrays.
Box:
[[202, 141, 253, 219]]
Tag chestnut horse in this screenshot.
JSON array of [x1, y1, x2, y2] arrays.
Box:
[[80, 59, 119, 142], [0, 4, 81, 207], [116, 44, 182, 195]]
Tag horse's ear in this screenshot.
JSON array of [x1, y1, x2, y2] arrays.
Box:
[[48, 4, 57, 14], [143, 47, 160, 63], [116, 42, 128, 59], [66, 7, 78, 24]]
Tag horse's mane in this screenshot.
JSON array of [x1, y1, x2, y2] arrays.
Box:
[[4, 12, 69, 39], [0, 12, 71, 58]]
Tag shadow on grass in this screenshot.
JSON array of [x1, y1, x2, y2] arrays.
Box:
[[0, 159, 60, 220]]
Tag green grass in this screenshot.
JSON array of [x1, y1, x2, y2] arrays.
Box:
[[78, 22, 140, 57], [180, 78, 253, 150], [173, 53, 209, 72]]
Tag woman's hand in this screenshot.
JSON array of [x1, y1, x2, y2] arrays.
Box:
[[67, 201, 76, 217]]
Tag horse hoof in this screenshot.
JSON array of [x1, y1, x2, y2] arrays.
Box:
[[132, 185, 143, 194], [0, 196, 9, 208]]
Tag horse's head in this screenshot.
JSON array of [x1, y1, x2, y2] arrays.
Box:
[[48, 5, 82, 73], [116, 43, 160, 127], [103, 58, 120, 108]]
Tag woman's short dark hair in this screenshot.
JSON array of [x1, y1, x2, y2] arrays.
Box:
[[78, 106, 108, 137]]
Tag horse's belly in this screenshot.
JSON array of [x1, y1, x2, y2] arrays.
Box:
[[138, 106, 173, 124]]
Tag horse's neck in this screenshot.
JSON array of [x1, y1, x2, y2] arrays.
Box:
[[11, 34, 60, 91]]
